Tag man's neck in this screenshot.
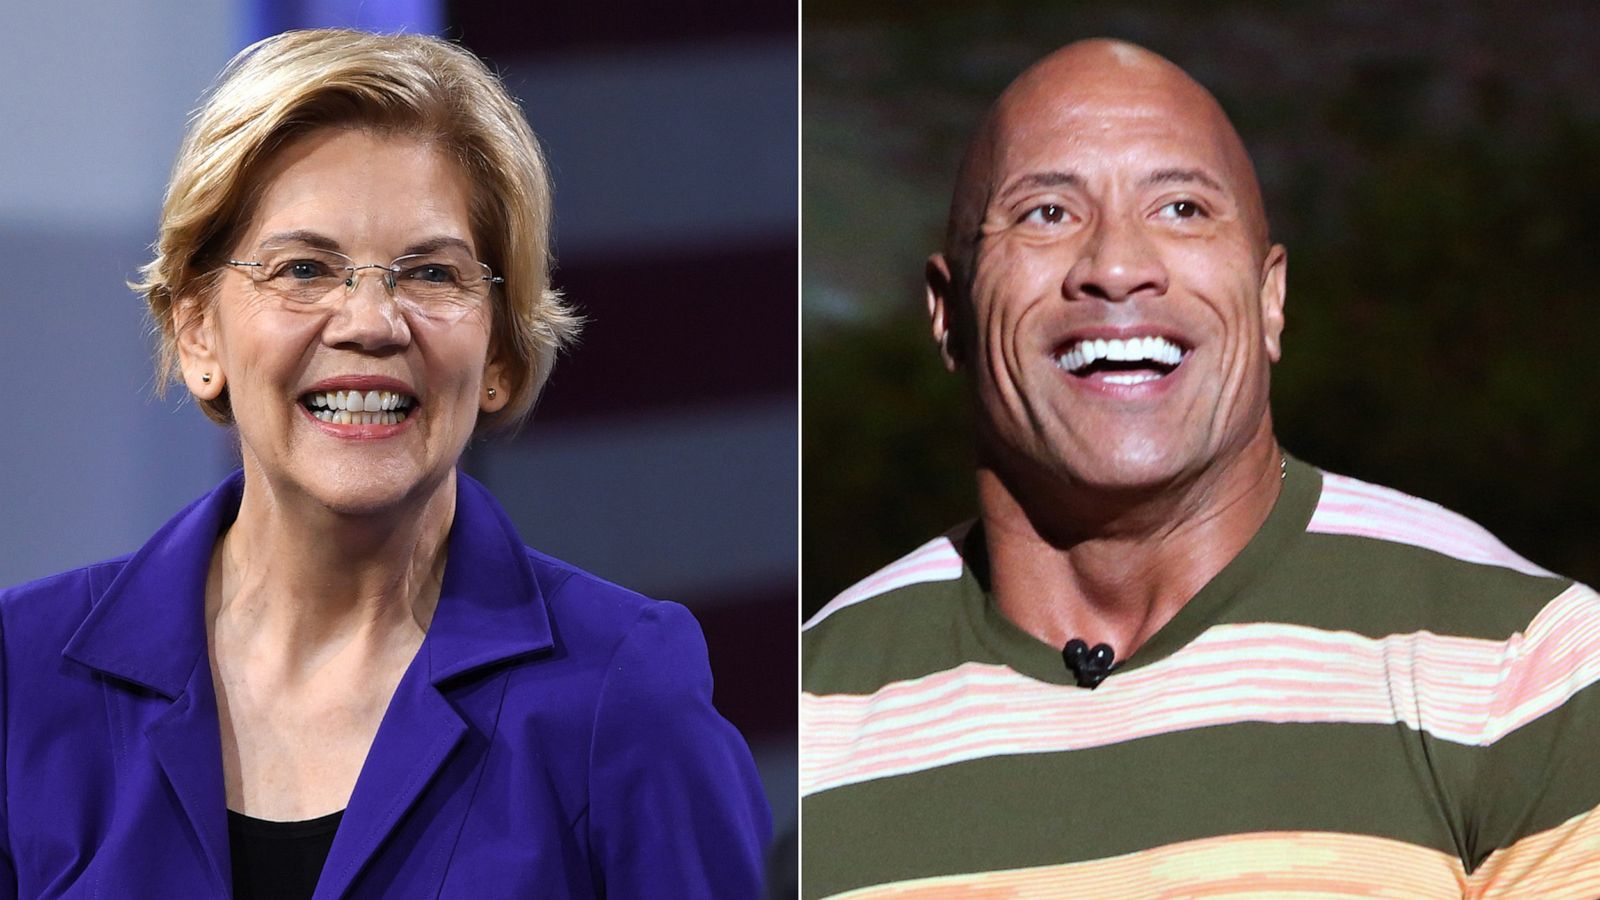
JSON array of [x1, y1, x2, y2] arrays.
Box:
[[979, 432, 1284, 659]]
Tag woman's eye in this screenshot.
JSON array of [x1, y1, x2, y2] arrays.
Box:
[[1023, 203, 1069, 225], [407, 264, 459, 284], [1159, 200, 1205, 220], [279, 260, 330, 280]]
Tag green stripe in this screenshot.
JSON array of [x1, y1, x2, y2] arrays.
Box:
[[1460, 686, 1600, 865], [804, 461, 1593, 899], [803, 575, 996, 695], [803, 533, 1571, 698], [1273, 532, 1571, 639], [802, 710, 1600, 899]]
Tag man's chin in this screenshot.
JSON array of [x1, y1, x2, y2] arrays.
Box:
[[1043, 431, 1200, 490], [1059, 457, 1193, 496], [980, 419, 1216, 500]]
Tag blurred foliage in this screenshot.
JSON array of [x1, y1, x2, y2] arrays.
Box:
[[803, 2, 1600, 616], [803, 319, 975, 612], [1275, 123, 1600, 593]]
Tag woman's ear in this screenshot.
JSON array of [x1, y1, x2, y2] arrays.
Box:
[[481, 357, 509, 413], [175, 295, 225, 399]]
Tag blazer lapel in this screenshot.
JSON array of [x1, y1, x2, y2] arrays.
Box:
[[63, 470, 555, 898], [312, 657, 469, 900], [314, 472, 554, 898], [63, 473, 244, 896], [144, 659, 232, 894]]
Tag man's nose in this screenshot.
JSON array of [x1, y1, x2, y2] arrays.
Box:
[[1061, 215, 1169, 303]]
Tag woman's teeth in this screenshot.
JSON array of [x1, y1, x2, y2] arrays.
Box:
[[312, 409, 405, 425], [303, 389, 414, 426]]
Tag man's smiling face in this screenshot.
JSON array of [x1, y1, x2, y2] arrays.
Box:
[[929, 41, 1286, 500]]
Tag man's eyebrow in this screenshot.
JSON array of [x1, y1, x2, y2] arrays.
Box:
[[1143, 168, 1225, 192], [997, 171, 1084, 196]]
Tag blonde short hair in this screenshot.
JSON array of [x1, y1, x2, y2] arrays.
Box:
[[134, 28, 580, 433]]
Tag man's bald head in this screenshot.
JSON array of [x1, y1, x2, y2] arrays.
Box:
[[944, 39, 1270, 284], [923, 36, 1289, 507]]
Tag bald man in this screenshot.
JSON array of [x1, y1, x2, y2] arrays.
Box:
[[802, 40, 1600, 897]]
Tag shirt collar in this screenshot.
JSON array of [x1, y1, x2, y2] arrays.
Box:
[[959, 455, 1322, 685]]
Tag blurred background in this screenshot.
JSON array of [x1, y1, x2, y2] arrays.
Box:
[[803, 0, 1600, 617], [0, 0, 796, 839]]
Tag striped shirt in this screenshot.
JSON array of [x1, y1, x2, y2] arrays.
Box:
[[801, 458, 1600, 898]]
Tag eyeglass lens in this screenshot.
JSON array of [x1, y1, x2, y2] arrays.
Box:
[[238, 246, 494, 321]]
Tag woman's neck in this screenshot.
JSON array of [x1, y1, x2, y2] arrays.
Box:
[[207, 468, 455, 669]]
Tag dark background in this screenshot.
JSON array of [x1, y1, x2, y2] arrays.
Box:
[[803, 0, 1600, 617]]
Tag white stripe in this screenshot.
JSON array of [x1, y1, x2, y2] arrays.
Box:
[[803, 585, 1600, 796], [1311, 472, 1553, 577], [803, 534, 965, 630]]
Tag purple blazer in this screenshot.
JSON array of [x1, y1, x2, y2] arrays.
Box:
[[0, 472, 772, 897]]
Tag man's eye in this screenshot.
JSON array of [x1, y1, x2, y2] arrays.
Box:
[[1022, 203, 1069, 225], [1159, 200, 1205, 220]]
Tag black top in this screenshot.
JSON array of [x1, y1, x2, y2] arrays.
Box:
[[228, 808, 344, 900]]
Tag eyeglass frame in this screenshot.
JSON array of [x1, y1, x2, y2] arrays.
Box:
[[222, 246, 505, 308]]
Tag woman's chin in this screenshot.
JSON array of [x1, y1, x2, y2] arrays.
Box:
[[282, 461, 453, 520]]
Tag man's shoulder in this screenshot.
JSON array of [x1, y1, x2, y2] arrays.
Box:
[[804, 526, 972, 632], [1293, 467, 1579, 631], [1305, 468, 1555, 580], [802, 526, 976, 695]]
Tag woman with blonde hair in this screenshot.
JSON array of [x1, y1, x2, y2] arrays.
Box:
[[0, 29, 769, 898]]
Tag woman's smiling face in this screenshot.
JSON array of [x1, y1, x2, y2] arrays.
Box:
[[179, 127, 509, 517]]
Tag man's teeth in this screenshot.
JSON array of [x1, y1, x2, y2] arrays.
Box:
[[1101, 372, 1164, 385], [304, 389, 414, 425], [1057, 336, 1185, 374]]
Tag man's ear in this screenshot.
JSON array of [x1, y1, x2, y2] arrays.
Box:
[[175, 295, 225, 399], [925, 253, 963, 372], [1259, 244, 1287, 363]]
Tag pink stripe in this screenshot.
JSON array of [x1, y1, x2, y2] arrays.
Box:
[[1320, 476, 1489, 532], [802, 585, 1600, 796], [1315, 504, 1492, 556], [1316, 482, 1514, 551], [845, 554, 953, 598], [1310, 473, 1551, 577], [804, 536, 964, 630], [1315, 500, 1483, 544]]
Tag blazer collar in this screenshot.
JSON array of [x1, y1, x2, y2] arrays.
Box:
[[64, 469, 555, 694], [427, 471, 555, 683]]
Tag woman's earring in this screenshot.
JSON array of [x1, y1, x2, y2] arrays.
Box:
[[487, 387, 497, 399], [201, 373, 212, 384]]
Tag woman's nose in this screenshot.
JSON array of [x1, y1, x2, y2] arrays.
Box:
[[323, 269, 411, 351]]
